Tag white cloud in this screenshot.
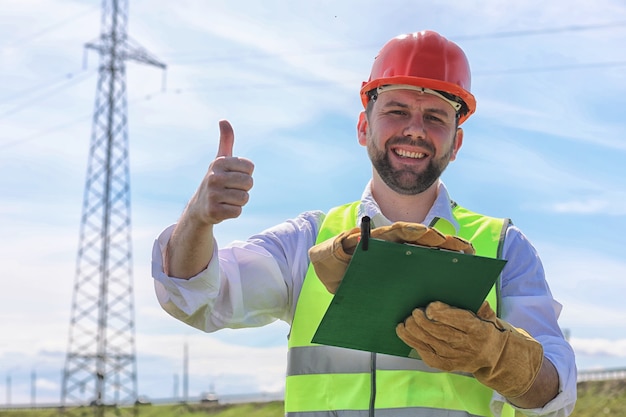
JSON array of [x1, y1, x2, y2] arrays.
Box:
[[478, 93, 626, 153], [571, 337, 626, 358], [460, 136, 584, 191], [547, 194, 626, 215]]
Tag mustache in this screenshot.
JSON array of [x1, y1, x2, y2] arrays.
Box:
[[386, 137, 435, 154]]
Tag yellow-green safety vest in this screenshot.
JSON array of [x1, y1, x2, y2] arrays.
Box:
[[285, 201, 516, 417]]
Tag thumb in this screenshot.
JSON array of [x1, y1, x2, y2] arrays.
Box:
[[216, 119, 234, 157], [476, 301, 496, 321]]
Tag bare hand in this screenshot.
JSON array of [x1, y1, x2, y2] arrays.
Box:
[[186, 120, 254, 226]]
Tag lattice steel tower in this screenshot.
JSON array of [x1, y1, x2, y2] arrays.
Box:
[[61, 0, 165, 406]]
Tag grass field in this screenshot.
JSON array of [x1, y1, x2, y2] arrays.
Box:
[[571, 379, 626, 416], [0, 380, 624, 417]]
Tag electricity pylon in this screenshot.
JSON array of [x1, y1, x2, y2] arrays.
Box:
[[61, 0, 165, 407]]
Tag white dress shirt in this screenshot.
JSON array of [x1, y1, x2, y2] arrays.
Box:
[[152, 181, 577, 417]]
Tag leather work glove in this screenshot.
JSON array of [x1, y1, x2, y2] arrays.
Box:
[[395, 301, 544, 399], [308, 222, 475, 294]]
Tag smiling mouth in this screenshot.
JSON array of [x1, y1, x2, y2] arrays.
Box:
[[394, 148, 427, 159]]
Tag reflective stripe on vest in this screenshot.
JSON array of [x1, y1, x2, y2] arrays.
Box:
[[285, 201, 514, 417]]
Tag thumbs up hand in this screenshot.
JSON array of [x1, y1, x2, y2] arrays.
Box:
[[186, 120, 255, 226]]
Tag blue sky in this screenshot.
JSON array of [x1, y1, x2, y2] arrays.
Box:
[[1, 0, 626, 405]]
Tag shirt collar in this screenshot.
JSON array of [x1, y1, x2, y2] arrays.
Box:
[[358, 180, 459, 234]]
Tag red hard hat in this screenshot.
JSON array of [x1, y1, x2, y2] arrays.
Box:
[[360, 30, 476, 125]]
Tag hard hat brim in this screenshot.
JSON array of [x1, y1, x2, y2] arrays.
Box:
[[360, 76, 476, 125]]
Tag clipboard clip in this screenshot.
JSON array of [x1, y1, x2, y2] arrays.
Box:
[[360, 216, 371, 251]]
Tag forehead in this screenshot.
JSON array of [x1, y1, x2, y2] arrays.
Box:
[[376, 88, 456, 115]]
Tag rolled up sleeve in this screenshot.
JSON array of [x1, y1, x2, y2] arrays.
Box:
[[489, 225, 577, 416]]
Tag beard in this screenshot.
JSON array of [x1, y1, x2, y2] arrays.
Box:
[[367, 136, 456, 195]]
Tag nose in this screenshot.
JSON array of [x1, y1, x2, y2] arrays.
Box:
[[402, 113, 426, 139]]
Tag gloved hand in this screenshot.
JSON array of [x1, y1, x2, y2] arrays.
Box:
[[308, 222, 475, 294], [395, 301, 544, 399], [307, 226, 361, 294]]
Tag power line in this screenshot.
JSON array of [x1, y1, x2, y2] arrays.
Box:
[[0, 70, 94, 103], [157, 20, 626, 65], [452, 21, 626, 41], [474, 60, 626, 76], [2, 119, 93, 154], [3, 18, 625, 150], [3, 5, 100, 48], [0, 70, 96, 120], [0, 112, 91, 151], [0, 5, 100, 116], [4, 52, 625, 151], [5, 18, 623, 103], [0, 92, 154, 151]]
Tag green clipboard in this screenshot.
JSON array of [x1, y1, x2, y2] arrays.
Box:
[[311, 238, 507, 358]]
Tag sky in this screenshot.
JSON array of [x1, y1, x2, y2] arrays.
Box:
[[1, 0, 626, 406]]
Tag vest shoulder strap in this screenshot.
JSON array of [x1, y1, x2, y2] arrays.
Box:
[[315, 201, 360, 244]]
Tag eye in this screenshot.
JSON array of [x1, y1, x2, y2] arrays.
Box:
[[424, 113, 449, 124], [425, 114, 445, 123]]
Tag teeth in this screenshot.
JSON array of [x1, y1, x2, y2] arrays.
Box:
[[395, 149, 426, 159]]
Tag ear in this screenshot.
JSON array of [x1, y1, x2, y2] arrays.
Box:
[[357, 111, 368, 146], [449, 127, 464, 161]]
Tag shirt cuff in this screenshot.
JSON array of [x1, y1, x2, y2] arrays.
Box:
[[151, 224, 221, 315]]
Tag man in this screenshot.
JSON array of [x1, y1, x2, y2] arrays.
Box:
[[152, 31, 577, 416]]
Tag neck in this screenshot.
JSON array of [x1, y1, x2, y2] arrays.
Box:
[[370, 177, 439, 224]]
